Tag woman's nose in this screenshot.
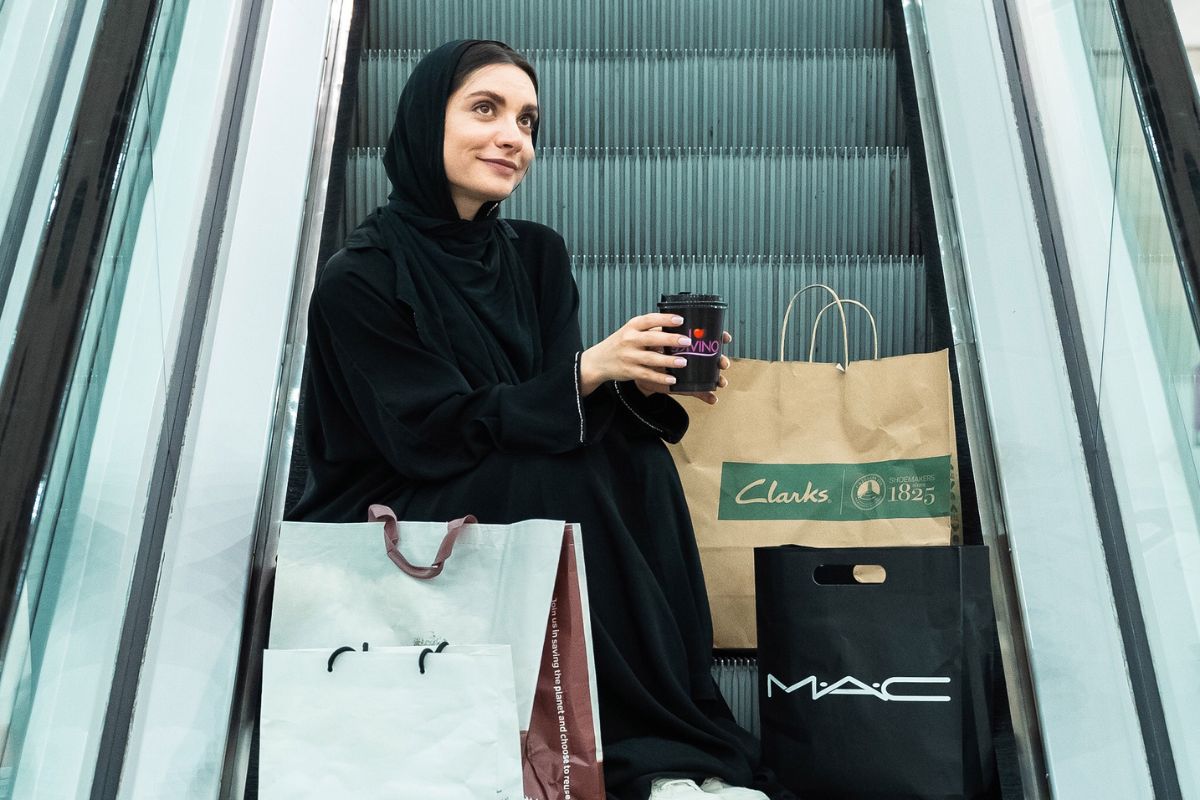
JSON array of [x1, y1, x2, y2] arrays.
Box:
[[494, 116, 524, 149]]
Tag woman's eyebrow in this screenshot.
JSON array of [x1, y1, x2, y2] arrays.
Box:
[[465, 89, 539, 115]]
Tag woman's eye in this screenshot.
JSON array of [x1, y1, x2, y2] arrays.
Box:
[[519, 115, 535, 127], [473, 102, 493, 115]]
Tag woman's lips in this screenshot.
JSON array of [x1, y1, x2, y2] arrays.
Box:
[[481, 158, 517, 175]]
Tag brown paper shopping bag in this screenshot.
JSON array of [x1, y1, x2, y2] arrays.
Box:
[[668, 285, 958, 648]]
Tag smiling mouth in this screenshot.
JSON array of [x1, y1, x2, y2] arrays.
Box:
[[481, 158, 518, 172]]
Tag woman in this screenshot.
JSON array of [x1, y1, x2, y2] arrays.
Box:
[[289, 39, 783, 800]]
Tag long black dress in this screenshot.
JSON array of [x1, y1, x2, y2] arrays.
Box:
[[287, 38, 770, 800], [289, 218, 762, 799]]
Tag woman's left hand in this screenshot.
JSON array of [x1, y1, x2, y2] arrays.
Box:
[[635, 331, 732, 405]]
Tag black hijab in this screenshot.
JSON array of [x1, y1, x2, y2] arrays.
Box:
[[344, 39, 542, 385]]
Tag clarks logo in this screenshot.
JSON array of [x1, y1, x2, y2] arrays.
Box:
[[734, 478, 830, 505], [766, 673, 951, 702], [717, 457, 953, 522]]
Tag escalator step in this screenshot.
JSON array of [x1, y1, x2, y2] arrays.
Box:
[[572, 254, 928, 358], [354, 49, 903, 150], [364, 0, 886, 51], [343, 146, 914, 257], [712, 656, 760, 738]]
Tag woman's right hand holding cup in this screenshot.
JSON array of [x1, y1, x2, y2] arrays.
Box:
[[579, 313, 691, 397]]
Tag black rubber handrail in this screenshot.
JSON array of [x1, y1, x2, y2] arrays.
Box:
[[1098, 4, 1196, 795], [0, 0, 91, 312], [1110, 0, 1200, 339], [0, 0, 162, 664]]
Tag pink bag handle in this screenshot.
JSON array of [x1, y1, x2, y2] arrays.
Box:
[[367, 504, 477, 580]]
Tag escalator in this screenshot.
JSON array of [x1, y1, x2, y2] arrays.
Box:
[[281, 0, 1011, 792], [297, 0, 917, 729], [1, 0, 1198, 796], [325, 0, 944, 653], [338, 0, 933, 381]]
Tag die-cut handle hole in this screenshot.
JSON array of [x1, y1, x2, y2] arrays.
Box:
[[813, 564, 887, 585]]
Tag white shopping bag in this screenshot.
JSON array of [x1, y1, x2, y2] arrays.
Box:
[[270, 515, 563, 728], [270, 513, 606, 800], [259, 644, 524, 799]]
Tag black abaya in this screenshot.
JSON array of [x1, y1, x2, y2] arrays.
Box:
[[287, 39, 766, 800], [289, 221, 761, 798]]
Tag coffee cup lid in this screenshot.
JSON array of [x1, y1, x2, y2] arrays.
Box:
[[658, 292, 725, 306]]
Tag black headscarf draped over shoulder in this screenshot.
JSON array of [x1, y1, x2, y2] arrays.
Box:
[[343, 39, 542, 386]]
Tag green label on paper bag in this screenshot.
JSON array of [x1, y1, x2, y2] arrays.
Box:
[[717, 456, 952, 521]]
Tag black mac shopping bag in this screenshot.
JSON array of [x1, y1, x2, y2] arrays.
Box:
[[755, 545, 998, 799]]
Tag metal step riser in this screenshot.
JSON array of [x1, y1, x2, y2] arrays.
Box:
[[365, 0, 887, 51], [712, 657, 760, 737], [572, 255, 928, 359], [345, 148, 914, 257], [354, 50, 902, 149]]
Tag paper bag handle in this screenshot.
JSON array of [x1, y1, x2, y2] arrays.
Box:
[[779, 283, 849, 363], [367, 504, 477, 580], [809, 298, 879, 362]]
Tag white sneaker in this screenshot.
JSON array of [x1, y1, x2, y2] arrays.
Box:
[[649, 778, 709, 798], [698, 778, 771, 799]]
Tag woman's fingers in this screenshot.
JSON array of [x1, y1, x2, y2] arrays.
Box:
[[630, 351, 685, 371], [601, 314, 730, 388], [658, 352, 688, 369], [633, 376, 665, 397], [625, 349, 684, 370], [676, 390, 718, 404], [631, 312, 684, 331], [645, 330, 691, 349], [637, 367, 676, 386], [638, 355, 687, 375], [623, 328, 686, 349]]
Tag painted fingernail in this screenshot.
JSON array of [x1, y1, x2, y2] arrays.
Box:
[[674, 358, 688, 367], [671, 316, 684, 325], [667, 376, 677, 384], [678, 337, 691, 346]]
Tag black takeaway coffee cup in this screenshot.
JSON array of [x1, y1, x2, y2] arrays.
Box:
[[657, 292, 727, 393]]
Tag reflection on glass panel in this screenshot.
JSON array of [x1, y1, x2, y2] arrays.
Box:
[[1101, 75, 1200, 800], [0, 0, 201, 795], [0, 0, 104, 391], [1041, 0, 1200, 794], [1100, 82, 1200, 797]]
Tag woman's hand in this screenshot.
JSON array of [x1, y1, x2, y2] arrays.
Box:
[[637, 331, 733, 405], [579, 313, 694, 396]]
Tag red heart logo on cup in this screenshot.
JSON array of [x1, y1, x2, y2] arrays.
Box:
[[692, 328, 706, 339]]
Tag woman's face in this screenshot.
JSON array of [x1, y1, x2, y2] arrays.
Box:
[[443, 63, 538, 220]]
